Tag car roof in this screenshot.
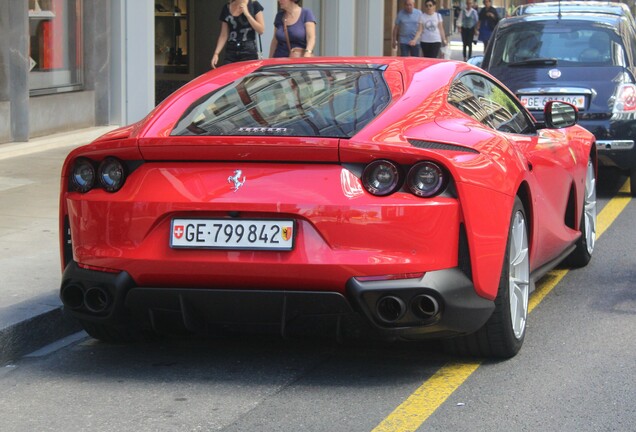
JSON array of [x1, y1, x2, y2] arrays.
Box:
[[513, 1, 633, 18], [497, 11, 624, 29]]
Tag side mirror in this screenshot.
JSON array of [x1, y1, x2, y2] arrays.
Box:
[[544, 101, 578, 128], [467, 55, 484, 68]]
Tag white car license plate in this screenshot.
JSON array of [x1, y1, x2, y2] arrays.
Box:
[[520, 94, 586, 111], [170, 219, 295, 250]]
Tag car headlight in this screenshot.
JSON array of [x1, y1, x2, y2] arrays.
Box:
[[71, 158, 96, 193], [98, 157, 126, 192], [407, 161, 445, 197], [362, 160, 401, 196]]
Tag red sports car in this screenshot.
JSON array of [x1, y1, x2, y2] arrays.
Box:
[[59, 57, 597, 358]]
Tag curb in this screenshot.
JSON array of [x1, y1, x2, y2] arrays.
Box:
[[0, 307, 81, 365]]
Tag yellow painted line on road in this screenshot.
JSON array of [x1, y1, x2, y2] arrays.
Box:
[[596, 179, 631, 239], [372, 362, 481, 432], [372, 179, 631, 432]]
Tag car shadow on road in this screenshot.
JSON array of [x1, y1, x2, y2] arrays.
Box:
[[21, 328, 464, 388], [597, 167, 630, 198]]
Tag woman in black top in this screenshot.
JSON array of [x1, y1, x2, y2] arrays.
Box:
[[476, 0, 499, 47], [211, 0, 265, 68]]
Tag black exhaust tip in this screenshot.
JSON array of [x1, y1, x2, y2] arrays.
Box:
[[61, 284, 85, 310], [84, 287, 111, 314], [411, 294, 440, 320], [376, 296, 407, 323]]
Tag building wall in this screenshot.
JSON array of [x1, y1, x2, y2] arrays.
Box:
[[0, 1, 9, 102], [29, 91, 95, 135], [0, 102, 9, 143], [0, 1, 9, 143], [0, 0, 391, 145], [7, 0, 29, 142], [1, 0, 110, 144]]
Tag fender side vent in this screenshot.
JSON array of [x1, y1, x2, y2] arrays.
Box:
[[408, 140, 479, 153]]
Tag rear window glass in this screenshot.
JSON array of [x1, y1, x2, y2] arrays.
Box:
[[491, 21, 624, 67], [172, 67, 391, 138]]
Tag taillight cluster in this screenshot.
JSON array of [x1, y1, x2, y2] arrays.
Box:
[[70, 157, 127, 193], [361, 159, 448, 197], [614, 84, 636, 112]]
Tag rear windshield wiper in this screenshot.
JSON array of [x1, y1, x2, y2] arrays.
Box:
[[507, 58, 558, 67]]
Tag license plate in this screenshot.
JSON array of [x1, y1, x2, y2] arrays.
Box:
[[170, 219, 295, 250], [520, 94, 586, 111]]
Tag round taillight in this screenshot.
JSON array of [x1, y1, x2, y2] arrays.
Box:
[[362, 160, 401, 196], [407, 161, 445, 197], [98, 157, 126, 192], [71, 158, 96, 193]]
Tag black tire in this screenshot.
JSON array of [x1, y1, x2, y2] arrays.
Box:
[[567, 156, 596, 268], [444, 197, 529, 359], [630, 168, 636, 197]]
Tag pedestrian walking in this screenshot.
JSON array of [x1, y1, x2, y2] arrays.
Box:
[[453, 2, 461, 33], [270, 0, 316, 58], [211, 0, 265, 68], [458, 0, 479, 61], [476, 0, 499, 48], [392, 0, 422, 57], [417, 0, 447, 59]]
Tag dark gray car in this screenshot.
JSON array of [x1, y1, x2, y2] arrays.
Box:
[[479, 11, 636, 194]]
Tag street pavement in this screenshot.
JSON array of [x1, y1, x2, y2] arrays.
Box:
[[0, 126, 117, 364], [0, 32, 482, 365]]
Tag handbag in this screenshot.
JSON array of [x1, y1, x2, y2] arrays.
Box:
[[283, 19, 306, 58]]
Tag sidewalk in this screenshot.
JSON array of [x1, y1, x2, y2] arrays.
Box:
[[0, 126, 117, 364]]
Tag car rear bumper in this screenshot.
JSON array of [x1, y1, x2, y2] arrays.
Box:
[[579, 117, 636, 171], [60, 261, 494, 339]]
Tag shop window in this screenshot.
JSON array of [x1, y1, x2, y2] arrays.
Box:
[[155, 0, 190, 75], [155, 0, 192, 104], [28, 0, 83, 96]]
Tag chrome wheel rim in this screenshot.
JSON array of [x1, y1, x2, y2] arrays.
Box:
[[509, 210, 530, 340], [584, 158, 597, 255]]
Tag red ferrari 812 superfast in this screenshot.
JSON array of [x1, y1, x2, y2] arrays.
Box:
[[59, 57, 597, 358]]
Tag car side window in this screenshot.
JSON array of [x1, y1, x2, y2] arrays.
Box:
[[448, 73, 535, 135]]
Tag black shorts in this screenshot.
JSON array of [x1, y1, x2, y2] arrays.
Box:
[[224, 40, 259, 64]]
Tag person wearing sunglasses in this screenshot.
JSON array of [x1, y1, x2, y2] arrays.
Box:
[[416, 0, 448, 59]]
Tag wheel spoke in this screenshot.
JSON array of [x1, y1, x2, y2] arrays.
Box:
[[511, 243, 528, 268], [584, 160, 597, 254], [510, 279, 528, 335]]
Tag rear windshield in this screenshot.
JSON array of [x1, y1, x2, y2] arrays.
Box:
[[490, 21, 624, 67], [172, 67, 391, 138]]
